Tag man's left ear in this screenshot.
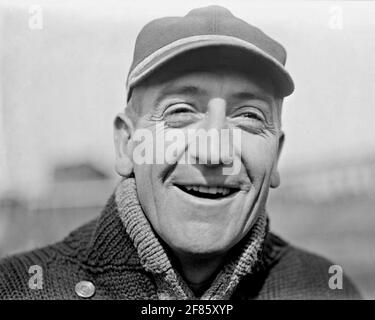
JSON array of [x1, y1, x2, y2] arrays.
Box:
[[270, 131, 285, 189]]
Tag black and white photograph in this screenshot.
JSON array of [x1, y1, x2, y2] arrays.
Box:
[[0, 0, 374, 303]]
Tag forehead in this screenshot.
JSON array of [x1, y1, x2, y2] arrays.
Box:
[[135, 65, 277, 107], [160, 69, 273, 98]]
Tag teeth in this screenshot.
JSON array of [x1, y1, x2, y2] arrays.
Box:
[[197, 186, 207, 194], [207, 187, 218, 194], [183, 185, 232, 195]]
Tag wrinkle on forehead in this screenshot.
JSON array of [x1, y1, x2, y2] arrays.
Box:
[[144, 66, 276, 96], [141, 68, 277, 107]]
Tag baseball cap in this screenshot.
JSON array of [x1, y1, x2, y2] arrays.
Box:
[[126, 5, 294, 100]]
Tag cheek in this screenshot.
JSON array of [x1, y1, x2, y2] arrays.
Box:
[[133, 164, 156, 215], [134, 162, 171, 225], [240, 134, 279, 179]]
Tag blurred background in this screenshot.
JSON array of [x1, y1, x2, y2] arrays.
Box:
[[0, 0, 374, 298]]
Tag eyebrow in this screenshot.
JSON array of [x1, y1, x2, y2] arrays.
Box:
[[155, 85, 206, 106], [230, 91, 274, 105], [152, 85, 275, 116]]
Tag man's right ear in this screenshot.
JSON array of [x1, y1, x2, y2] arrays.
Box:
[[113, 113, 135, 178]]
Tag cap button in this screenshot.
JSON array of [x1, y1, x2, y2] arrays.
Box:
[[75, 280, 95, 298]]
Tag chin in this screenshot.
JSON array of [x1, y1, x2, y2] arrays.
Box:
[[175, 243, 228, 257], [166, 230, 237, 256]]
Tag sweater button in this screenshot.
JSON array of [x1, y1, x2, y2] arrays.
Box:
[[75, 280, 95, 298]]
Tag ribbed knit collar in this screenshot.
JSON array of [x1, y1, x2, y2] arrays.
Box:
[[113, 177, 268, 300]]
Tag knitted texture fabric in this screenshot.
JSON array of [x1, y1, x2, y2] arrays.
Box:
[[0, 178, 362, 300]]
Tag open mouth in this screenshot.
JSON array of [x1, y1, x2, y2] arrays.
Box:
[[175, 184, 239, 199]]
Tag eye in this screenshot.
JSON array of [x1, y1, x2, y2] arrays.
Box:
[[240, 112, 264, 121], [164, 103, 195, 116], [163, 103, 199, 128], [235, 109, 266, 124], [230, 108, 268, 133]]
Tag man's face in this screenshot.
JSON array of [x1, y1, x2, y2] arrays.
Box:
[[122, 65, 283, 257]]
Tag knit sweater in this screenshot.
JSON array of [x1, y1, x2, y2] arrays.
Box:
[[0, 178, 361, 300]]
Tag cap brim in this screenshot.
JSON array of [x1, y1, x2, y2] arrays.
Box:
[[127, 35, 294, 100]]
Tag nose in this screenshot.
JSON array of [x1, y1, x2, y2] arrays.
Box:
[[188, 98, 233, 166]]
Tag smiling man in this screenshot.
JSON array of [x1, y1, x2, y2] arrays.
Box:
[[0, 6, 361, 299]]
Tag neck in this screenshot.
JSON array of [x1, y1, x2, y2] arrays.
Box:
[[172, 250, 228, 296]]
